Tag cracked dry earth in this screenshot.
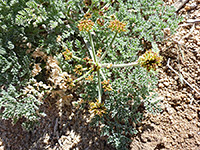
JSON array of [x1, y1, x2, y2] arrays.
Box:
[[0, 0, 200, 150]]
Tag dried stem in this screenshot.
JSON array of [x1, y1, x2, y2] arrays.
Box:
[[167, 58, 200, 96]]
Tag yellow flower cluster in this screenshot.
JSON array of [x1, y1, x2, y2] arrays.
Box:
[[78, 19, 94, 32], [85, 74, 93, 81], [108, 19, 126, 33], [62, 49, 72, 60], [89, 99, 107, 117], [83, 57, 93, 69], [96, 48, 102, 57], [97, 18, 105, 26], [84, 12, 92, 19], [101, 79, 112, 92], [74, 64, 83, 75], [138, 50, 163, 71], [84, 0, 92, 6], [92, 63, 101, 72]]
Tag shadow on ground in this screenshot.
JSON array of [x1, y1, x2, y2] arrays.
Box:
[[0, 100, 116, 150]]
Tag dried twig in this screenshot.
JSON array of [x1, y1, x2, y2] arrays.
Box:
[[54, 118, 59, 135], [167, 58, 200, 96], [179, 23, 194, 27], [177, 24, 195, 61], [181, 24, 195, 41], [173, 0, 189, 12], [186, 19, 200, 23]]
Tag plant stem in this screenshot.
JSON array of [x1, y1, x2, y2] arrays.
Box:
[[100, 70, 106, 81], [88, 31, 103, 103], [72, 55, 83, 61], [73, 69, 93, 83], [99, 31, 118, 62], [88, 31, 97, 63], [97, 70, 102, 103], [101, 61, 139, 68]]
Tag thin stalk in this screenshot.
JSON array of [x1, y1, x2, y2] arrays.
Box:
[[88, 31, 102, 103], [101, 61, 139, 68], [72, 55, 96, 66], [72, 55, 83, 61], [100, 69, 106, 81], [97, 70, 102, 103], [99, 31, 118, 62], [73, 69, 93, 83], [88, 31, 97, 63]]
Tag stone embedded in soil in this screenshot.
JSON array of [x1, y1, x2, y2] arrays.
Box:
[[158, 83, 164, 88], [163, 82, 170, 87], [185, 113, 193, 121], [166, 106, 176, 115]]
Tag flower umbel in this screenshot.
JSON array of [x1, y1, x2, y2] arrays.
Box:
[[83, 57, 93, 69], [62, 49, 72, 60], [97, 48, 102, 57], [84, 12, 92, 19], [97, 18, 105, 26], [89, 99, 107, 117], [74, 65, 83, 75], [101, 79, 112, 92], [108, 19, 126, 33], [138, 50, 163, 71], [85, 74, 93, 81], [78, 19, 94, 32]]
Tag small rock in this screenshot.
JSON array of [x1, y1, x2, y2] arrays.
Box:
[[158, 83, 164, 88], [166, 107, 175, 115], [174, 76, 179, 80], [163, 82, 169, 87], [140, 135, 149, 143], [188, 132, 194, 138], [0, 146, 4, 150], [196, 140, 200, 146], [190, 3, 197, 9], [185, 113, 193, 121], [166, 93, 171, 98], [185, 3, 197, 11]]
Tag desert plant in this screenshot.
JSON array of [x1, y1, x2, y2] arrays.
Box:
[[60, 0, 181, 149], [0, 0, 182, 148]]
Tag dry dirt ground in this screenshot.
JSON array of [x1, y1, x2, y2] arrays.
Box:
[[0, 0, 200, 150]]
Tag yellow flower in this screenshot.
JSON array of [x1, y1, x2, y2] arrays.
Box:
[[62, 49, 72, 60], [96, 48, 102, 57], [97, 18, 105, 26], [101, 79, 112, 92], [108, 19, 126, 33], [74, 64, 83, 75], [85, 74, 94, 81], [84, 12, 92, 19], [138, 50, 163, 71], [89, 99, 107, 117], [83, 57, 93, 69], [78, 19, 94, 32]]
